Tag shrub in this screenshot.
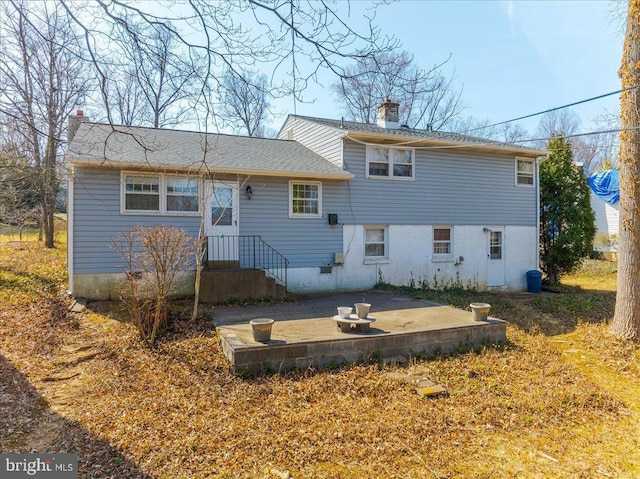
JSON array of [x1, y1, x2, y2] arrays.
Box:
[[112, 225, 197, 346]]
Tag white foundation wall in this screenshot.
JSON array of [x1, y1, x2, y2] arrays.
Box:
[[286, 225, 538, 293]]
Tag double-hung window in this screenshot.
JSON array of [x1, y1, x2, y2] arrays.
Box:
[[166, 178, 199, 212], [367, 145, 414, 180], [364, 225, 388, 261], [289, 181, 322, 218], [122, 172, 199, 215], [516, 158, 535, 186], [124, 175, 160, 211], [433, 227, 452, 256]]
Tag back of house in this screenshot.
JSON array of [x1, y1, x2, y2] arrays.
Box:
[[65, 101, 545, 300]]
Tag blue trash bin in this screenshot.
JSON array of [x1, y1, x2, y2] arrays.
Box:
[[526, 270, 542, 293]]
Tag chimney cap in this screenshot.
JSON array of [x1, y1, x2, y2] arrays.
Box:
[[76, 109, 84, 116]]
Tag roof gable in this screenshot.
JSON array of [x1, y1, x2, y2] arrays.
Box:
[[286, 115, 546, 158]]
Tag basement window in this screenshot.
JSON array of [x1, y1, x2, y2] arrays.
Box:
[[433, 227, 452, 256], [364, 225, 388, 261]]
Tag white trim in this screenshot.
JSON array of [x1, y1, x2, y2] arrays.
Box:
[[67, 166, 74, 295], [515, 157, 535, 187], [120, 171, 201, 216], [363, 225, 389, 262], [70, 160, 354, 181], [289, 180, 323, 218], [365, 144, 415, 181], [344, 131, 546, 157]]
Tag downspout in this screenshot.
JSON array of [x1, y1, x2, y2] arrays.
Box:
[[535, 157, 541, 270], [67, 165, 74, 296]]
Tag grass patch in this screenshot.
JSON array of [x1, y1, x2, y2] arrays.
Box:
[[562, 258, 617, 291], [0, 217, 67, 246], [1, 249, 639, 478]]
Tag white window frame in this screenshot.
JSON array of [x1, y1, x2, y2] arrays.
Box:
[[366, 145, 415, 180], [432, 226, 453, 262], [364, 225, 389, 263], [289, 180, 322, 218], [515, 158, 535, 187], [121, 171, 200, 216]]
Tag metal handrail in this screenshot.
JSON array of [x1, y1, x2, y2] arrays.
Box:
[[204, 235, 289, 290]]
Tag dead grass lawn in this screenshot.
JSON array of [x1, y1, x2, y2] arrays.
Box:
[[1, 244, 639, 478]]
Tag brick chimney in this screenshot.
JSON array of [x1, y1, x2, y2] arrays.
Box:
[[68, 110, 87, 143], [376, 99, 400, 129]]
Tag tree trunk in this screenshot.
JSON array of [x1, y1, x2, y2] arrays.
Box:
[[610, 0, 640, 340]]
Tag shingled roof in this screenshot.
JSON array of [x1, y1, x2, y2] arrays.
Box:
[[66, 122, 353, 180], [284, 115, 546, 157]]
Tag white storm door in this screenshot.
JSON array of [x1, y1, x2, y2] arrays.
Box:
[[205, 181, 239, 262], [486, 228, 506, 287]]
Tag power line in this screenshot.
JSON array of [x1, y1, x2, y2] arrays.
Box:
[[513, 125, 640, 145], [467, 84, 640, 132]]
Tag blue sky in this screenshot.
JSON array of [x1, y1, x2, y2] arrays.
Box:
[[272, 0, 624, 135]]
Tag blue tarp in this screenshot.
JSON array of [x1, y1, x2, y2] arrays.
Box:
[[588, 169, 620, 205]]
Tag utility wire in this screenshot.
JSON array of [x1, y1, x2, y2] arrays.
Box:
[[512, 126, 640, 145], [467, 84, 640, 132]]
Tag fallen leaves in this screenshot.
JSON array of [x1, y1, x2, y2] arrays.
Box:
[[2, 243, 640, 478]]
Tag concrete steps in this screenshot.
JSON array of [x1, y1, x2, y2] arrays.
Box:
[[199, 269, 287, 304]]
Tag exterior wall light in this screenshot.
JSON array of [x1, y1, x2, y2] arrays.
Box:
[[246, 185, 253, 200]]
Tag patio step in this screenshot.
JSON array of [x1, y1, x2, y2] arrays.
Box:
[[199, 269, 287, 304]]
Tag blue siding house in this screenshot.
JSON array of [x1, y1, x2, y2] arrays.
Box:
[[66, 101, 545, 300]]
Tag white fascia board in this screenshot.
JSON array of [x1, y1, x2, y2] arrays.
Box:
[[346, 132, 547, 158], [68, 159, 354, 180]]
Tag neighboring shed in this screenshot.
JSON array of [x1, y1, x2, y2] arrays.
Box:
[[588, 169, 620, 259]]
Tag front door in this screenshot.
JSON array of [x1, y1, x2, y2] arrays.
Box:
[[205, 181, 239, 264], [486, 228, 506, 287]]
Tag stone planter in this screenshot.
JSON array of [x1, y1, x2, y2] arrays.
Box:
[[250, 318, 274, 342], [470, 303, 491, 322], [354, 302, 371, 319], [337, 307, 353, 319]]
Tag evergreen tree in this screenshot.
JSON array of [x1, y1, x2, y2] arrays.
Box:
[[539, 135, 596, 283]]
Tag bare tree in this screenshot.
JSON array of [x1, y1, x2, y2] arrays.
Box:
[[58, 1, 395, 128], [0, 1, 89, 248], [451, 116, 529, 143], [220, 69, 272, 137], [572, 113, 620, 175], [104, 66, 150, 126], [535, 110, 581, 146], [610, 0, 640, 340], [333, 50, 464, 130], [92, 19, 203, 128], [0, 132, 40, 240]]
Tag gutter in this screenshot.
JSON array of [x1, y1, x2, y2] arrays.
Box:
[[343, 132, 546, 158], [66, 159, 354, 181], [535, 156, 542, 270], [67, 166, 74, 296]]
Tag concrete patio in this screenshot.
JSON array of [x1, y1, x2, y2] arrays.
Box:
[[211, 290, 507, 373]]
